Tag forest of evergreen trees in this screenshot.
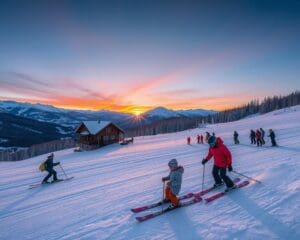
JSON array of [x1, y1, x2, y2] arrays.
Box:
[[128, 91, 300, 137]]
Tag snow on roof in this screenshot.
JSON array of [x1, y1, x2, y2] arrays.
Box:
[[75, 120, 124, 135], [80, 121, 111, 135]]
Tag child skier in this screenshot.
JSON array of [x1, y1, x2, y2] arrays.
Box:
[[42, 153, 61, 184], [202, 136, 236, 192], [162, 159, 184, 209]]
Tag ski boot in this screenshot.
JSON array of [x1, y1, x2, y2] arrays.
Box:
[[225, 184, 237, 192], [213, 182, 224, 188]]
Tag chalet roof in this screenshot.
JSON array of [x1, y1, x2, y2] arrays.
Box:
[[75, 121, 124, 135]]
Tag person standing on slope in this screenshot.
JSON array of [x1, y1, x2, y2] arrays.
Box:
[[233, 131, 240, 144], [268, 129, 278, 147], [260, 128, 265, 145], [256, 129, 263, 147], [197, 135, 201, 144], [202, 136, 236, 192], [250, 130, 256, 144], [162, 159, 184, 209], [42, 153, 61, 184]]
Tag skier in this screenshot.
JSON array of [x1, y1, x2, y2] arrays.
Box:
[[233, 131, 239, 144], [162, 159, 184, 209], [202, 136, 236, 192], [187, 136, 191, 145], [250, 130, 256, 144], [205, 132, 211, 143], [268, 129, 277, 147], [256, 129, 262, 147], [42, 153, 61, 184], [197, 135, 200, 144], [200, 134, 204, 144], [260, 128, 265, 145]]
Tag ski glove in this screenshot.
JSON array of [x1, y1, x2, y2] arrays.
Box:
[[202, 158, 208, 165], [162, 177, 167, 182], [228, 164, 233, 172]]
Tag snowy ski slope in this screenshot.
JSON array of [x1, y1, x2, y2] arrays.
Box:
[[0, 106, 300, 240]]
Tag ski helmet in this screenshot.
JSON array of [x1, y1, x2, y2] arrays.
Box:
[[168, 158, 178, 167], [208, 136, 217, 147]]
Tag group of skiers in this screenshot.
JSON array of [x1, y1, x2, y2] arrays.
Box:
[[188, 132, 216, 145], [189, 129, 277, 147], [163, 135, 235, 209], [167, 129, 278, 209], [234, 128, 277, 147]]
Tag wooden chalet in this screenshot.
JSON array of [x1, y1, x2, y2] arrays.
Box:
[[75, 121, 125, 150]]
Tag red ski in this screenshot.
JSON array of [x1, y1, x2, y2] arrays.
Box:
[[132, 178, 240, 213], [136, 197, 202, 222], [131, 192, 194, 213], [205, 180, 250, 203], [194, 177, 240, 197]]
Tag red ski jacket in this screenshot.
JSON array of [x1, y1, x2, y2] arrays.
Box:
[[204, 137, 232, 168], [256, 131, 262, 139]]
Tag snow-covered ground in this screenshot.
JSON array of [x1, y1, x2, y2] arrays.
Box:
[[1, 106, 300, 240]]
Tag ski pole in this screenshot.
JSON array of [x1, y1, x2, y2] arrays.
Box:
[[232, 170, 262, 184], [202, 164, 205, 192], [59, 164, 69, 179]]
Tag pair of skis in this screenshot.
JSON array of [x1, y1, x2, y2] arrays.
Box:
[[133, 178, 250, 222], [28, 177, 74, 189]]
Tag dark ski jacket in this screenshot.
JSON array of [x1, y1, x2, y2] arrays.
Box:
[[234, 132, 239, 139], [260, 128, 265, 138], [269, 131, 276, 139], [45, 156, 59, 170], [204, 137, 232, 168]]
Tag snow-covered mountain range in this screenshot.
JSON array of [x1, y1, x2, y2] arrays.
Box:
[[0, 105, 299, 239], [0, 101, 215, 124], [0, 100, 215, 130], [143, 106, 215, 119]]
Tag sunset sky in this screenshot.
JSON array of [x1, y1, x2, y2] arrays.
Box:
[[0, 0, 299, 114]]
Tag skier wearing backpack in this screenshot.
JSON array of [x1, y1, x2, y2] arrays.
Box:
[[42, 153, 61, 184], [202, 136, 236, 192], [162, 159, 184, 209]]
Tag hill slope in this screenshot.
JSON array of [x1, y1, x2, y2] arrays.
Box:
[[0, 106, 300, 239]]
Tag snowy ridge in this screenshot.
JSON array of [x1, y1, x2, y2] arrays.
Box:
[[144, 106, 216, 118], [0, 106, 300, 239]]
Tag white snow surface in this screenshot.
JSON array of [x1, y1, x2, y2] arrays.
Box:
[[1, 106, 300, 240]]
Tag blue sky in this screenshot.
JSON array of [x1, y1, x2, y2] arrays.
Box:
[[0, 0, 299, 113]]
